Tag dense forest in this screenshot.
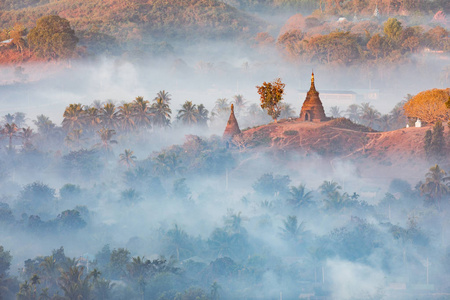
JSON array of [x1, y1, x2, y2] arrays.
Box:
[[0, 0, 449, 299], [0, 87, 449, 299], [0, 0, 448, 63]]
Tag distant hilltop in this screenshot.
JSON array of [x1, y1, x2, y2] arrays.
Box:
[[230, 118, 450, 180]]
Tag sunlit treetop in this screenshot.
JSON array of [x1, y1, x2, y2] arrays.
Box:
[[403, 88, 450, 123]]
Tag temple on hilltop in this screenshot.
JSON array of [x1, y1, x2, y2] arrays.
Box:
[[223, 104, 241, 140], [299, 72, 327, 122]]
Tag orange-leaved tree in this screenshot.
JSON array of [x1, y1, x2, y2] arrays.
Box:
[[256, 78, 285, 123], [403, 88, 450, 123]]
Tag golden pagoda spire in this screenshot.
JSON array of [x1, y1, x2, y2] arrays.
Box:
[[310, 70, 316, 91]]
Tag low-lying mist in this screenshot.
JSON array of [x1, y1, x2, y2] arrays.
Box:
[[1, 38, 447, 125], [0, 28, 449, 300]]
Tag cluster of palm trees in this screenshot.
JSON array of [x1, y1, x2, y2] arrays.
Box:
[[17, 256, 113, 300], [328, 101, 407, 131], [211, 95, 296, 123], [420, 164, 450, 211], [62, 91, 172, 134], [0, 112, 35, 151], [176, 101, 209, 126]]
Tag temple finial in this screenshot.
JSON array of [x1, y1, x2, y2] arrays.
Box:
[[311, 70, 314, 83], [231, 103, 234, 112]]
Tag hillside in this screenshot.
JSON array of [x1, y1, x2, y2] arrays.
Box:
[[0, 0, 263, 41], [221, 0, 318, 11], [236, 118, 450, 181]]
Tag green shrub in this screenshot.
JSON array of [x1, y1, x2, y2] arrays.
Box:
[[283, 130, 298, 136]]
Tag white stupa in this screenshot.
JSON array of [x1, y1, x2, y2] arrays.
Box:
[[373, 5, 379, 18], [415, 119, 422, 127]]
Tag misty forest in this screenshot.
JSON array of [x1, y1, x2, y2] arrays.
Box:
[[0, 0, 450, 299]]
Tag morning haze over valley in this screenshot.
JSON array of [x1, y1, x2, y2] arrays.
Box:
[[0, 0, 449, 299]]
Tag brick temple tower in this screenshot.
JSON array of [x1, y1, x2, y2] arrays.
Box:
[[299, 72, 327, 122], [223, 104, 241, 140]]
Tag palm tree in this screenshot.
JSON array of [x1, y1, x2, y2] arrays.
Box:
[[346, 104, 360, 123], [91, 100, 103, 109], [233, 94, 247, 113], [119, 149, 137, 169], [90, 269, 101, 282], [39, 256, 59, 292], [16, 281, 32, 300], [279, 215, 305, 242], [164, 224, 192, 261], [319, 180, 342, 197], [177, 101, 198, 126], [155, 90, 172, 104], [127, 256, 151, 279], [39, 288, 51, 300], [389, 100, 407, 129], [2, 113, 14, 125], [212, 98, 230, 119], [120, 188, 142, 204], [95, 128, 118, 153], [58, 266, 91, 300], [14, 112, 27, 128], [132, 96, 152, 129], [224, 212, 245, 234], [127, 256, 151, 300], [33, 115, 56, 135], [279, 103, 296, 119], [92, 278, 114, 300], [377, 114, 391, 131], [246, 103, 270, 126], [62, 104, 86, 132], [90, 269, 114, 300], [208, 228, 239, 258], [85, 107, 101, 132], [151, 98, 172, 128], [117, 103, 135, 132], [196, 104, 209, 127], [1, 123, 19, 150], [287, 184, 314, 209], [329, 106, 342, 118], [360, 102, 380, 128], [20, 127, 35, 150], [65, 129, 84, 150], [153, 152, 182, 176], [215, 98, 229, 111], [100, 102, 118, 130], [420, 165, 450, 210], [30, 274, 40, 299], [319, 180, 348, 210]]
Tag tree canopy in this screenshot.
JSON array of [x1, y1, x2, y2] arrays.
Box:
[[256, 78, 285, 122], [403, 88, 450, 123], [28, 15, 78, 59]]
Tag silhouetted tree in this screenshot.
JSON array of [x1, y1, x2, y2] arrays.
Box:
[[420, 164, 450, 210], [155, 90, 171, 104], [280, 215, 306, 242], [177, 101, 198, 126], [132, 96, 152, 129], [287, 184, 314, 209], [62, 104, 86, 132], [1, 123, 19, 150], [151, 98, 172, 128], [119, 149, 136, 169]]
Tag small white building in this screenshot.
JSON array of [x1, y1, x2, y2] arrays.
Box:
[[415, 119, 422, 127], [0, 39, 12, 47]]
